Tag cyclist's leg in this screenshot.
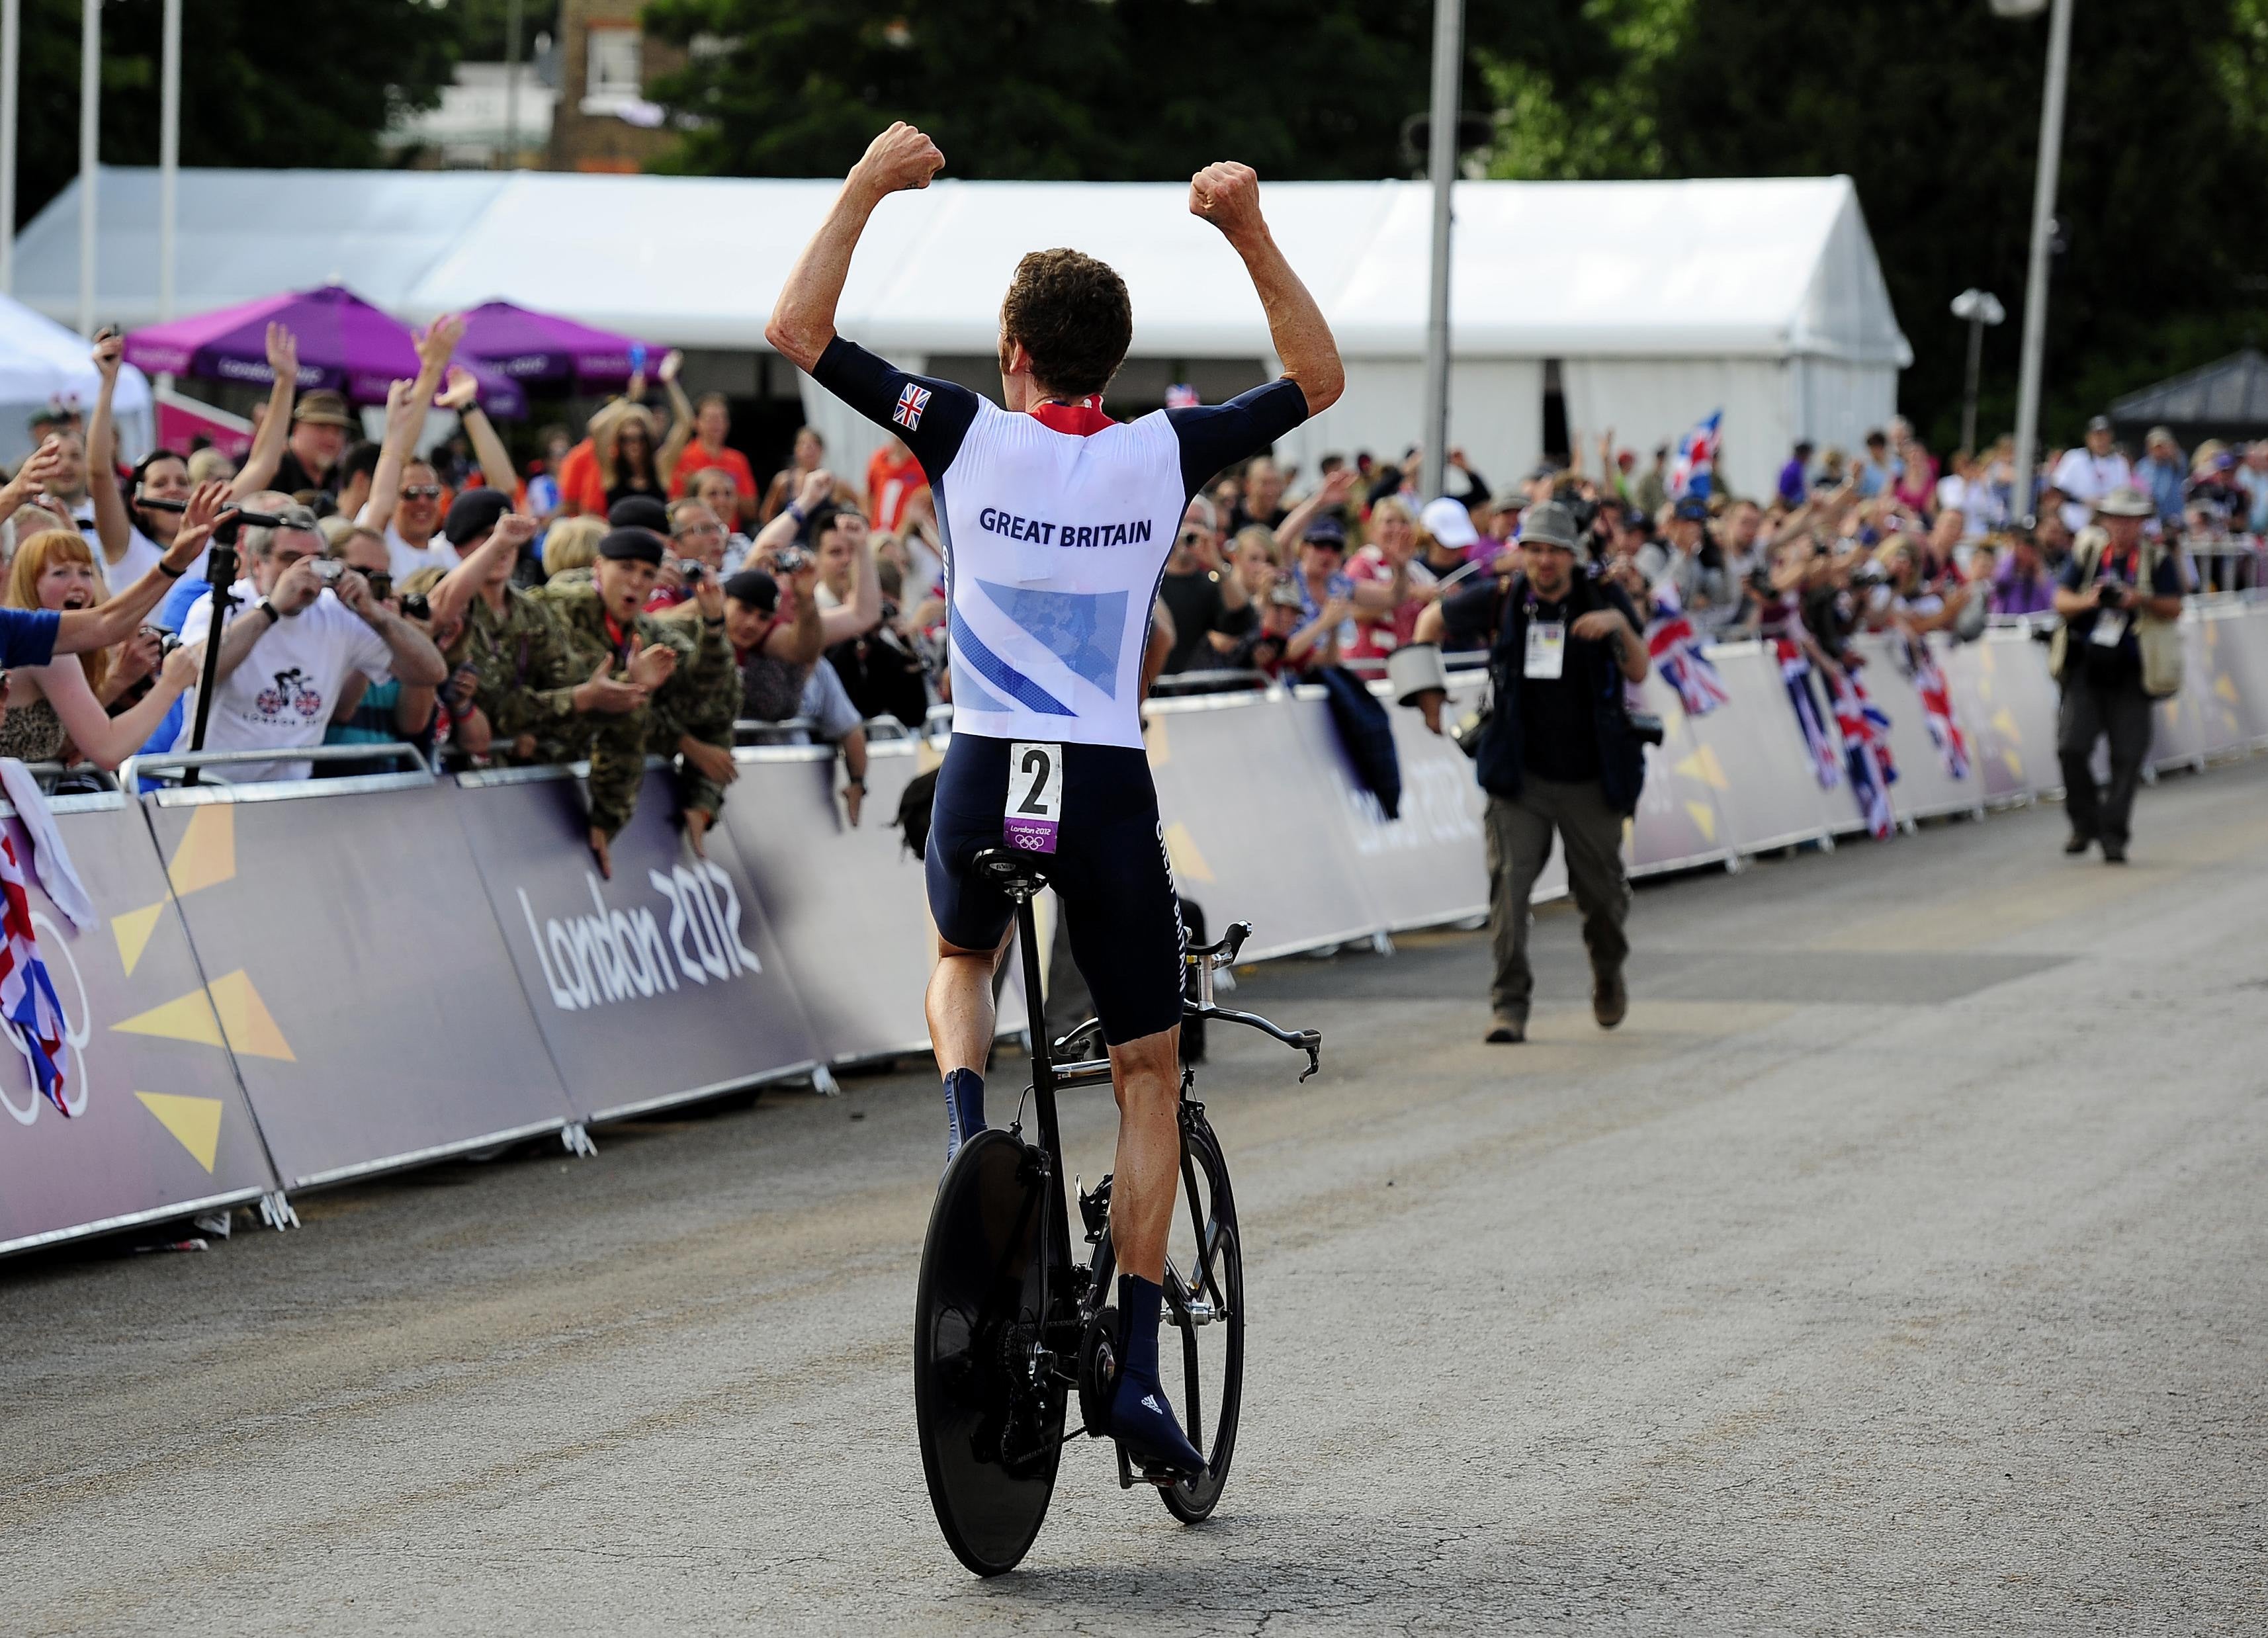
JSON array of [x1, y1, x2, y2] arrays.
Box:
[[925, 735, 1018, 1158], [1055, 767, 1203, 1476]]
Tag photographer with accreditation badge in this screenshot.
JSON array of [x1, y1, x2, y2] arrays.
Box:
[[2049, 484, 2183, 864], [1401, 499, 1651, 1045]]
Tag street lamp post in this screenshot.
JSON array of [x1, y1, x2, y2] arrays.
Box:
[[1418, 0, 1463, 505], [1998, 0, 2074, 523], [1949, 288, 2006, 454]]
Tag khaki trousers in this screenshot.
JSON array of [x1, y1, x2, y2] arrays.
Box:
[[1483, 777, 1630, 1025]]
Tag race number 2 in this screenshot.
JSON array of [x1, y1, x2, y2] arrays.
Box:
[[1004, 742, 1065, 855]]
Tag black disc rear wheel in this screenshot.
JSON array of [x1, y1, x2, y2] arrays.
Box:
[[913, 1129, 1067, 1576], [1160, 1111, 1243, 1523]]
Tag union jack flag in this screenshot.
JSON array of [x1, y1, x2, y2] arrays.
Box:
[[893, 381, 931, 431], [1829, 665, 1898, 839], [1645, 583, 1729, 716], [1899, 636, 1971, 781], [0, 833, 69, 1116], [1774, 638, 1841, 790], [1670, 409, 1723, 500]]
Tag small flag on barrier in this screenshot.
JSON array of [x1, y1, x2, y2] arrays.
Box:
[[1645, 583, 1729, 717], [1671, 409, 1722, 501], [1830, 664, 1898, 840], [0, 832, 71, 1115]]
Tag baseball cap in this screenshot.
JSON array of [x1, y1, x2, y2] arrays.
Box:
[[608, 494, 670, 533], [724, 568, 778, 613], [1673, 494, 1712, 522], [443, 488, 510, 546], [2086, 414, 2115, 435], [293, 390, 355, 429], [599, 527, 666, 564], [1301, 516, 1346, 549], [1418, 496, 1479, 548]]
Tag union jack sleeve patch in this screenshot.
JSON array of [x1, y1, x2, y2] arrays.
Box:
[[893, 382, 931, 431]]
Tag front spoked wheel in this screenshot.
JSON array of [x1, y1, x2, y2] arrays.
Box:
[[1160, 1107, 1243, 1523]]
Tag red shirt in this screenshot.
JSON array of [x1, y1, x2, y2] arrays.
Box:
[[865, 447, 929, 533], [1344, 546, 1435, 659], [672, 440, 758, 503]]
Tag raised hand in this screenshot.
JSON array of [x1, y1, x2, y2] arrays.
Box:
[[163, 480, 234, 574], [436, 365, 481, 413], [414, 312, 466, 374], [574, 654, 648, 716], [850, 121, 945, 196], [626, 634, 677, 692], [384, 376, 421, 440], [1188, 161, 1264, 242], [488, 511, 539, 556], [797, 467, 835, 513], [658, 349, 683, 386], [266, 322, 299, 384], [91, 331, 123, 380]]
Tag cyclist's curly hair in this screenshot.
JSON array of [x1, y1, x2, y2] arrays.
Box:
[[999, 248, 1132, 401]]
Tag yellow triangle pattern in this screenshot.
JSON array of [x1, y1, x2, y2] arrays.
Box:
[[1145, 715, 1172, 769], [2217, 674, 2240, 705], [110, 986, 224, 1049], [167, 806, 236, 897], [111, 902, 163, 976], [1992, 707, 2021, 743], [1684, 800, 1718, 843], [135, 1092, 222, 1173], [1161, 820, 1213, 883], [206, 970, 296, 1062], [1674, 742, 1731, 791]]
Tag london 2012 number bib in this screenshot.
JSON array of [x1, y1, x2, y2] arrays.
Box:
[[1005, 742, 1065, 855]]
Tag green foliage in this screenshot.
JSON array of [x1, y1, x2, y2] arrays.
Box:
[[11, 0, 464, 230], [1484, 0, 2268, 450], [641, 0, 1540, 181]]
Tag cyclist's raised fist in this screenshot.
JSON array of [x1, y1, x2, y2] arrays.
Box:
[[853, 122, 945, 197], [1189, 161, 1264, 241]]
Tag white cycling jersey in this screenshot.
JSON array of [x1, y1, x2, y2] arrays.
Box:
[[813, 339, 1309, 750]]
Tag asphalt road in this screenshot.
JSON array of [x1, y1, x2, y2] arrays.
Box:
[[5, 761, 2266, 1635]]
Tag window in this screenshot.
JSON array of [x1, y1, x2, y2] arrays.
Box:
[[583, 26, 642, 113]]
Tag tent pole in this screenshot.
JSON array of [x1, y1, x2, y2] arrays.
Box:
[[77, 0, 98, 337], [157, 0, 178, 320], [2009, 0, 2072, 523], [1, 0, 17, 297], [1418, 0, 1461, 505]]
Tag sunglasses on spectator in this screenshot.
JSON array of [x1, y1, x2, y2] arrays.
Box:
[[674, 521, 725, 539], [402, 485, 444, 500]]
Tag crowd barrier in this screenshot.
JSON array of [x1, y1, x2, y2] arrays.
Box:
[[6, 598, 2268, 1259]]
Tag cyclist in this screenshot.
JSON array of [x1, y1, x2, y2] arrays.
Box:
[[767, 122, 1343, 1482]]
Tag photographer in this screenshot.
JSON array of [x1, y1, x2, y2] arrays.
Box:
[[2050, 486, 2183, 864], [1408, 500, 1650, 1045]]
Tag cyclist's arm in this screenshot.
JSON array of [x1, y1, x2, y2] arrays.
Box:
[[1142, 599, 1175, 701], [1189, 161, 1344, 415], [766, 122, 944, 373]]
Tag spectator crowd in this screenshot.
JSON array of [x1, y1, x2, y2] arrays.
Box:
[[0, 322, 2256, 875]]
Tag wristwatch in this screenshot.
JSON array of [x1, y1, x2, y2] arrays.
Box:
[[256, 599, 281, 626]]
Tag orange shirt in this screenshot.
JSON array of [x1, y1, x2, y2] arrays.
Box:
[[556, 438, 605, 516], [866, 448, 928, 533], [671, 440, 758, 504]]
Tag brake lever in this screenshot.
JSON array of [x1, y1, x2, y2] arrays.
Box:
[[1297, 1029, 1321, 1083]]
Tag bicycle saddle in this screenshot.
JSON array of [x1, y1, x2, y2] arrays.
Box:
[[971, 845, 1053, 900]]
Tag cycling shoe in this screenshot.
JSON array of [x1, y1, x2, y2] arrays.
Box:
[[1110, 1273, 1205, 1480], [942, 1068, 986, 1163]]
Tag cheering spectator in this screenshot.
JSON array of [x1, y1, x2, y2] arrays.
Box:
[[2051, 415, 2132, 533], [1224, 574, 1332, 680], [321, 525, 442, 773], [543, 515, 605, 581], [2236, 441, 2268, 536], [1346, 493, 1441, 661], [760, 426, 828, 524], [1286, 517, 1363, 664], [1226, 525, 1280, 602], [1632, 444, 1670, 517], [1637, 496, 1731, 625], [1990, 527, 2058, 616], [661, 375, 757, 519], [1853, 429, 1892, 498], [689, 467, 753, 569], [173, 495, 447, 784], [2134, 427, 2187, 529], [865, 433, 928, 534], [1228, 455, 1289, 533], [0, 527, 202, 767], [1777, 440, 1813, 505], [270, 388, 358, 499], [722, 567, 871, 824], [1158, 496, 1253, 673]]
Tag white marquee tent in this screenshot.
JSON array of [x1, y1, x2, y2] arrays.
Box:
[[16, 167, 1908, 497], [0, 290, 152, 466]]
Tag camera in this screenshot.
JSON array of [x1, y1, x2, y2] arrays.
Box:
[[311, 559, 347, 585], [2096, 580, 2128, 610], [1626, 709, 1668, 748], [677, 558, 705, 584], [773, 545, 812, 575], [400, 593, 432, 623]]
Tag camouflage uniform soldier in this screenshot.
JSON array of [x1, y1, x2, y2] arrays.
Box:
[[531, 525, 739, 865]]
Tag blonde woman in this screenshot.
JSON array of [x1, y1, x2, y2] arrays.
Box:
[[1, 529, 202, 767], [542, 515, 606, 581]]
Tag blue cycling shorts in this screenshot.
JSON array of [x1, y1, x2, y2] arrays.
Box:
[[926, 732, 1186, 1046]]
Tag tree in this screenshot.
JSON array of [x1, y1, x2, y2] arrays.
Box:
[[641, 0, 1566, 182], [11, 0, 463, 231], [1485, 0, 2268, 450]]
